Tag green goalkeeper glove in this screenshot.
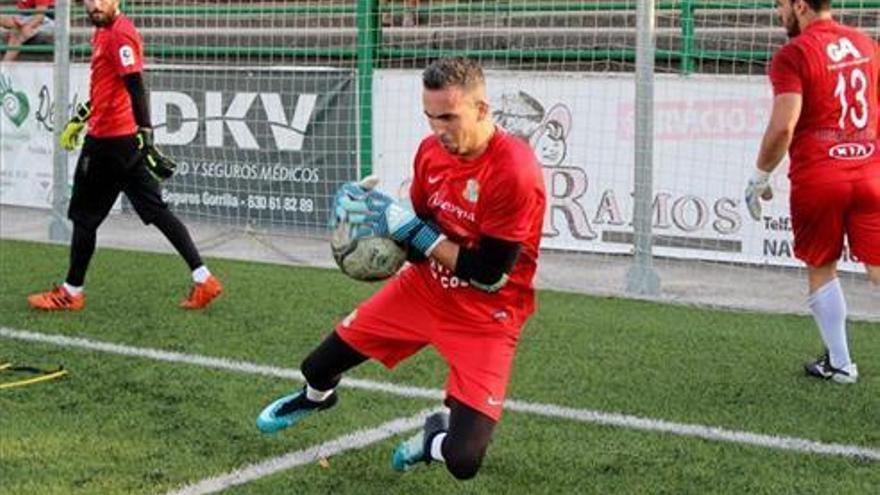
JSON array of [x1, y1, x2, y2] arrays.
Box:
[[59, 100, 91, 151], [136, 127, 177, 181]]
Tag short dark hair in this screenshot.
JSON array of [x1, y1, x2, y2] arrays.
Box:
[[422, 57, 485, 91], [798, 0, 831, 11]]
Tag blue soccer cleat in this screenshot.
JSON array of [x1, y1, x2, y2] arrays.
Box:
[[256, 387, 338, 433], [392, 411, 449, 472]]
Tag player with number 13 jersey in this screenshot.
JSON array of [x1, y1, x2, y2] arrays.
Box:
[[769, 17, 879, 186], [767, 14, 879, 268], [747, 0, 879, 384]]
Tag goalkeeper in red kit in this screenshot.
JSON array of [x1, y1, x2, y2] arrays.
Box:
[[745, 0, 879, 383], [28, 0, 222, 311], [256, 58, 546, 480]]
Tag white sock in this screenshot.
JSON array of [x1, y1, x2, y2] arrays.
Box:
[[62, 282, 83, 296], [808, 278, 851, 370], [429, 432, 447, 462], [306, 384, 334, 402], [192, 265, 211, 284]]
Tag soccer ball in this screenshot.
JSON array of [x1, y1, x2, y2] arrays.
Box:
[[331, 221, 406, 281]]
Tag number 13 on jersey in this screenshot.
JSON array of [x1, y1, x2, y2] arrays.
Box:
[[828, 37, 871, 130]]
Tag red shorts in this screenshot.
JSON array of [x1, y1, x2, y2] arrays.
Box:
[[790, 175, 880, 267], [335, 267, 523, 422]]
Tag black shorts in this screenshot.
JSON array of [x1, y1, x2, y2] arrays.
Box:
[[68, 135, 168, 230]]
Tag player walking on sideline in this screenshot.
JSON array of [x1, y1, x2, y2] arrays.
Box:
[[745, 0, 879, 383], [256, 58, 546, 480], [28, 0, 222, 311]]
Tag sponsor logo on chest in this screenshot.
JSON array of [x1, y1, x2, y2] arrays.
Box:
[[427, 177, 478, 224]]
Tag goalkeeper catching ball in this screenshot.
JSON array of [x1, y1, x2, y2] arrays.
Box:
[[28, 0, 222, 311], [256, 57, 546, 480]]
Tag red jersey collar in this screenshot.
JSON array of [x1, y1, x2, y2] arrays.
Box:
[[803, 17, 836, 34]]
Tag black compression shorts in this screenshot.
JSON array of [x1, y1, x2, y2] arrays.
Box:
[[68, 134, 168, 230]]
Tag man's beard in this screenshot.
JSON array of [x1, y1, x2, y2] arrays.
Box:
[[785, 18, 801, 38], [88, 12, 112, 27]]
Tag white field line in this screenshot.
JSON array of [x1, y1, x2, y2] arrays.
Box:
[[3, 327, 879, 461], [166, 409, 435, 495]]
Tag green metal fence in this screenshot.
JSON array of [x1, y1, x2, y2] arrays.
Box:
[[4, 1, 878, 65], [3, 0, 878, 175]]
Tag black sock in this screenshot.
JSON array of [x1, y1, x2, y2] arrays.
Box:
[[65, 223, 97, 287]]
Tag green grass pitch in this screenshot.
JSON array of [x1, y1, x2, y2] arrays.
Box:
[[1, 238, 878, 494]]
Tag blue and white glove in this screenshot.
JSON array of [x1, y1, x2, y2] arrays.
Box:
[[744, 169, 773, 221], [331, 176, 378, 227], [335, 175, 445, 257]]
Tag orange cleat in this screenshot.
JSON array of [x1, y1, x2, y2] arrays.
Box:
[[180, 275, 223, 309], [28, 285, 85, 311]]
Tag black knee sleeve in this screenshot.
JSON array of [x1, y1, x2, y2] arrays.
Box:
[[300, 331, 367, 391], [441, 397, 497, 480], [443, 449, 484, 480]]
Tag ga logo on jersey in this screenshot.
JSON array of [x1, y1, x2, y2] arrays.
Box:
[[119, 45, 136, 67], [826, 37, 862, 62], [463, 178, 479, 203]]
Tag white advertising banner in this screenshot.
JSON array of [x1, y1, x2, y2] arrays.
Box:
[[373, 70, 863, 273], [2, 64, 864, 273], [0, 62, 89, 209]]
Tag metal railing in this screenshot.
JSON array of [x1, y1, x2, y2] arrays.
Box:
[[4, 1, 879, 70], [4, 0, 878, 176]]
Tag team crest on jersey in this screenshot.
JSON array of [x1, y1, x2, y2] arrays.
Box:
[[463, 178, 479, 203], [119, 45, 136, 67]]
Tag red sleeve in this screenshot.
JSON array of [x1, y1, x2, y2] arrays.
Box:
[[409, 139, 429, 218], [36, 0, 54, 8], [479, 152, 540, 242], [768, 44, 803, 95], [110, 25, 144, 76]]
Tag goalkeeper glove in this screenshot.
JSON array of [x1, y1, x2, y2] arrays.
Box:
[[744, 169, 773, 221], [336, 176, 445, 257], [136, 127, 177, 181], [59, 100, 91, 151], [331, 176, 379, 227]]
